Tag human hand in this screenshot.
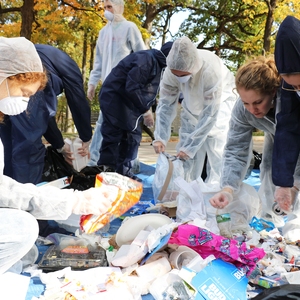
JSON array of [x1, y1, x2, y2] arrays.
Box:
[[143, 110, 154, 128], [152, 141, 165, 153], [209, 188, 234, 209], [87, 84, 96, 101], [274, 186, 298, 212], [57, 143, 73, 165], [78, 140, 91, 158], [72, 185, 118, 215], [177, 151, 190, 161]]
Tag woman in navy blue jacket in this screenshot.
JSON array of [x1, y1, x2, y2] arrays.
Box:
[[0, 44, 92, 184], [97, 42, 173, 179]]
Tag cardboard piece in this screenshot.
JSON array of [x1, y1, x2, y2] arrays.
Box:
[[190, 259, 248, 300]]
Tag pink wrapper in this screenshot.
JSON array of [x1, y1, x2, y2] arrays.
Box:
[[169, 224, 265, 276]]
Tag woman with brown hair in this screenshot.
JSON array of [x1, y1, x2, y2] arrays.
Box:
[[209, 56, 297, 227], [0, 37, 114, 274]]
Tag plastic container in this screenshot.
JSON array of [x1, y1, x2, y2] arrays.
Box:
[[65, 137, 88, 172]]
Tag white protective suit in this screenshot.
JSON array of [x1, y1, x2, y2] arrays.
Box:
[[221, 94, 300, 224], [154, 37, 238, 183], [87, 0, 146, 166]]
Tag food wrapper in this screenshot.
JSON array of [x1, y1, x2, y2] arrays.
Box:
[[80, 173, 143, 234], [169, 224, 266, 276]]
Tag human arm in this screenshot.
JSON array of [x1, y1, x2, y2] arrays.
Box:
[[127, 22, 147, 52], [220, 100, 254, 192], [0, 175, 112, 220], [43, 117, 73, 165], [272, 90, 300, 210], [143, 110, 154, 128], [55, 53, 93, 143], [209, 187, 234, 209], [153, 68, 180, 146], [122, 50, 162, 113], [35, 44, 93, 143], [272, 90, 300, 187], [274, 186, 299, 212], [88, 34, 103, 87]]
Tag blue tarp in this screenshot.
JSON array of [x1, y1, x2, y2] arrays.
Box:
[[25, 163, 261, 299]]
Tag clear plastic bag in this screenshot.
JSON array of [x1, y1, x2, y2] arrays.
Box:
[[215, 183, 262, 237], [152, 153, 184, 204]]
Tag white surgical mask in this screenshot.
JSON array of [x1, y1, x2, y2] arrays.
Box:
[[104, 10, 114, 21], [176, 74, 192, 84], [0, 80, 30, 115]]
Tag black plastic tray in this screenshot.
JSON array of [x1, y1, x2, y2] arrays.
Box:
[[38, 245, 108, 271]]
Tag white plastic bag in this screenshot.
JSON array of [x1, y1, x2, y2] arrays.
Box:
[[176, 176, 262, 237], [174, 177, 206, 222]]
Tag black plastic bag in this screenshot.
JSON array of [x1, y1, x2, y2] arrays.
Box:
[[42, 146, 94, 191], [253, 150, 263, 170], [252, 284, 300, 299]]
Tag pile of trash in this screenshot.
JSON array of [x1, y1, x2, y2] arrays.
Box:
[[24, 212, 300, 300]]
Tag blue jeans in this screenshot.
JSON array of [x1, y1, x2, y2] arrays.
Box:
[[87, 112, 103, 166]]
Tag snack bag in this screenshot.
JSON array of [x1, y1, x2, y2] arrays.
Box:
[[80, 173, 143, 234]]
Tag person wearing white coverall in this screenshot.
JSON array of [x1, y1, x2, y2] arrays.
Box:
[[87, 0, 146, 166], [153, 36, 238, 183], [209, 56, 300, 227], [0, 37, 117, 275]]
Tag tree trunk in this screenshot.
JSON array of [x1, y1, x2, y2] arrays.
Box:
[[263, 0, 277, 52], [143, 4, 157, 48], [20, 0, 35, 39], [89, 35, 96, 77], [82, 31, 88, 83]]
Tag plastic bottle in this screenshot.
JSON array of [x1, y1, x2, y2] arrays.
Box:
[[252, 275, 280, 288]]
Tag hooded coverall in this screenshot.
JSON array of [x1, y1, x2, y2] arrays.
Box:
[[98, 44, 172, 176], [87, 0, 146, 166], [154, 37, 238, 183]]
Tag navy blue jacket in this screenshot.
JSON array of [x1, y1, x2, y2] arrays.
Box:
[[35, 44, 92, 146], [99, 46, 171, 131], [0, 45, 92, 184], [273, 16, 300, 187]]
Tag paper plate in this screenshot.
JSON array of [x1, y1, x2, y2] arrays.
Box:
[[115, 213, 173, 247]]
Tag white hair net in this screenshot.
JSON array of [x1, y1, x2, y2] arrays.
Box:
[[0, 37, 43, 85], [166, 36, 201, 74]]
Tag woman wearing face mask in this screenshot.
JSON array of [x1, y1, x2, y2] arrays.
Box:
[[0, 37, 121, 275], [86, 0, 146, 167], [153, 36, 238, 183], [209, 56, 300, 227]]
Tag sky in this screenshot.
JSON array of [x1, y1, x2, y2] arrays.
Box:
[[153, 10, 190, 48]]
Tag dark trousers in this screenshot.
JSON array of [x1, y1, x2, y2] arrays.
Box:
[[98, 118, 142, 175]]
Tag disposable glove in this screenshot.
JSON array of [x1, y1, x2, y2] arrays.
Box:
[[152, 140, 165, 154], [78, 139, 91, 158], [72, 185, 119, 215], [274, 186, 299, 212], [177, 151, 190, 161], [87, 84, 96, 101], [57, 142, 73, 166], [143, 110, 154, 128], [209, 187, 234, 209]]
